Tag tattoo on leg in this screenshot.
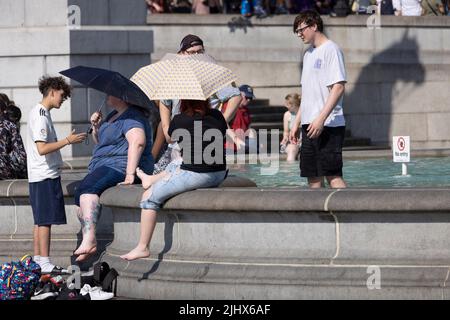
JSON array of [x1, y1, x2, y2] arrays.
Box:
[[81, 216, 94, 235], [81, 204, 102, 235]]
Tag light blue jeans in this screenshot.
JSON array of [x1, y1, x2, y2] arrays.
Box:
[[140, 160, 227, 211]]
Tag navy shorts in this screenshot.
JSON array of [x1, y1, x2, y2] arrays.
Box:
[[300, 125, 345, 178], [74, 166, 125, 206], [29, 177, 67, 226]]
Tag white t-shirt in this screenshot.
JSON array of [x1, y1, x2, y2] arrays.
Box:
[[392, 0, 422, 16], [26, 104, 63, 183], [300, 40, 346, 127]]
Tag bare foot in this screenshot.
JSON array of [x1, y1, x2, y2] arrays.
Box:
[[75, 253, 92, 262], [73, 243, 97, 256], [136, 167, 156, 189], [120, 247, 150, 261]]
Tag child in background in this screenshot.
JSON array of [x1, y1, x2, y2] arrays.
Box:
[[280, 93, 301, 162]]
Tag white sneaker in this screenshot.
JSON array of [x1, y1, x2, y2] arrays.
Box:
[[80, 284, 114, 300]]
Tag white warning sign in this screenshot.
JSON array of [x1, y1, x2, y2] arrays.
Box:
[[393, 136, 410, 163]]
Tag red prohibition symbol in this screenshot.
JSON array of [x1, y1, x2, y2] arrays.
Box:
[[397, 137, 405, 151]]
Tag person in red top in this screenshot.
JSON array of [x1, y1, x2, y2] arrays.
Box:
[[223, 84, 258, 153]]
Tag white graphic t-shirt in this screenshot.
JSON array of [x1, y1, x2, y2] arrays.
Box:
[[300, 40, 347, 127], [26, 104, 63, 183]]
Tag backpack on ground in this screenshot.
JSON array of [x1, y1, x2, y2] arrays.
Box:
[[0, 255, 41, 300]]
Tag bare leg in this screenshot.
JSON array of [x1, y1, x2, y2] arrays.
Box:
[[136, 167, 167, 189], [326, 176, 347, 189], [38, 225, 51, 257], [120, 188, 157, 261], [33, 225, 40, 257], [308, 177, 324, 189], [74, 194, 101, 261], [286, 144, 299, 162]]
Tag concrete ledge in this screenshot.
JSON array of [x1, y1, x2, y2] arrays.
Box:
[[101, 186, 450, 213], [147, 14, 450, 28], [96, 186, 450, 299], [328, 188, 450, 212], [0, 177, 114, 270], [101, 186, 327, 211], [0, 175, 256, 269], [102, 258, 450, 299], [2, 176, 450, 298]]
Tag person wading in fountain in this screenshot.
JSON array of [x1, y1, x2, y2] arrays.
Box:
[[289, 10, 347, 189]]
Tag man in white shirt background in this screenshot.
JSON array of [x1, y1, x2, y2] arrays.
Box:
[[392, 0, 423, 15], [289, 10, 347, 189]]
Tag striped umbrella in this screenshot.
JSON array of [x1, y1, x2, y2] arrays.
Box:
[[131, 53, 238, 101]]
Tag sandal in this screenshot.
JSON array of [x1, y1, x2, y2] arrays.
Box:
[[41, 265, 69, 275]]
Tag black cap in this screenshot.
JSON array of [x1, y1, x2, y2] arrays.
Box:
[[239, 84, 255, 99], [178, 34, 204, 53]]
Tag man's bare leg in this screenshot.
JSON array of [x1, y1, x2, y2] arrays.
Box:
[[326, 176, 347, 188], [308, 176, 324, 189]]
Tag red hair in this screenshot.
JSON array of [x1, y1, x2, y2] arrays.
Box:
[[180, 99, 210, 116]]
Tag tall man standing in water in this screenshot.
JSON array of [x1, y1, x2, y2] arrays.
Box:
[[289, 10, 347, 189]]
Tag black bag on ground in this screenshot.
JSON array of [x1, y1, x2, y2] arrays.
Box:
[[81, 262, 119, 295]]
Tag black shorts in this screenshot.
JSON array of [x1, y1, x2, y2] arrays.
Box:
[[29, 177, 67, 226], [300, 125, 345, 178]]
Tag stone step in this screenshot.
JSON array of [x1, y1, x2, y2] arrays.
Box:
[[248, 107, 286, 118], [248, 99, 271, 107], [251, 113, 285, 122], [247, 105, 286, 114], [250, 122, 284, 130]]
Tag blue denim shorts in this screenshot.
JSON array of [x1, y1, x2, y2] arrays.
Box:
[[140, 160, 227, 211], [74, 166, 125, 206]]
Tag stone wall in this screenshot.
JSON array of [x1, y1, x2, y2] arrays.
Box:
[[101, 188, 450, 300], [97, 186, 450, 299], [0, 0, 153, 158], [0, 175, 255, 269], [2, 176, 450, 299]]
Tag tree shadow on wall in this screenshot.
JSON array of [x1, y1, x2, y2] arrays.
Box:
[[344, 30, 426, 146]]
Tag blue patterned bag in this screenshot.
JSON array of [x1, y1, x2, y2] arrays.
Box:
[[0, 255, 41, 300]]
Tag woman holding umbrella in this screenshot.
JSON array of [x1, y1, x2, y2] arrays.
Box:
[[120, 53, 236, 261], [60, 66, 155, 262]]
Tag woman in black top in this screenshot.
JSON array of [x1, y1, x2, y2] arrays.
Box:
[[121, 99, 228, 261]]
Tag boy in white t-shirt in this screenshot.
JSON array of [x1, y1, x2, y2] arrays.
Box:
[[26, 76, 86, 274], [289, 10, 347, 189]]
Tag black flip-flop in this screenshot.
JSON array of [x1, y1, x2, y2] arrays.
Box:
[[42, 265, 70, 275]]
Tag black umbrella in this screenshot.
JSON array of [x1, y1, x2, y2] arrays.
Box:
[[60, 66, 154, 110]]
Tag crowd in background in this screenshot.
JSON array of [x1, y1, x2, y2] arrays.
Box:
[[146, 0, 450, 16]]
